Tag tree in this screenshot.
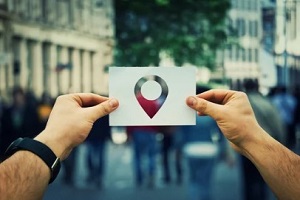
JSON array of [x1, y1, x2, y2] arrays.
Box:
[[114, 0, 231, 69]]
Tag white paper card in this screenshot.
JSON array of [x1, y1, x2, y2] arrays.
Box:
[[109, 67, 196, 126]]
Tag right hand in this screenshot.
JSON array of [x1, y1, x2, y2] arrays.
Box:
[[186, 89, 264, 154]]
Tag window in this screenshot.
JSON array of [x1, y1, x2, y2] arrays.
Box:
[[235, 46, 240, 61], [33, 0, 41, 21], [68, 0, 74, 25], [41, 0, 47, 22], [76, 0, 83, 28], [227, 45, 233, 60], [12, 38, 21, 80], [68, 48, 73, 88], [254, 49, 259, 63], [56, 46, 62, 63], [249, 21, 253, 36], [240, 0, 245, 10], [231, 0, 237, 9], [79, 50, 84, 92], [248, 49, 253, 62], [12, 37, 20, 62], [249, 20, 258, 37], [0, 34, 4, 52], [7, 0, 16, 12], [42, 43, 50, 92], [254, 21, 258, 37], [56, 46, 62, 94], [247, 0, 251, 11], [57, 0, 68, 26], [241, 48, 246, 61], [290, 5, 297, 40], [26, 40, 34, 89], [95, 0, 104, 7], [17, 0, 28, 18], [0, 0, 6, 6], [237, 18, 246, 36], [253, 0, 257, 11]]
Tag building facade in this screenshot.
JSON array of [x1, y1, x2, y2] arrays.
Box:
[[275, 0, 300, 90], [213, 0, 262, 90], [227, 0, 262, 89], [0, 0, 114, 98]]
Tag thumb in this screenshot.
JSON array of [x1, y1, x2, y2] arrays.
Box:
[[186, 96, 222, 119], [84, 98, 119, 121]]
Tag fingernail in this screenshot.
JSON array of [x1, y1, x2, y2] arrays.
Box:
[[109, 98, 118, 108], [187, 97, 196, 106]]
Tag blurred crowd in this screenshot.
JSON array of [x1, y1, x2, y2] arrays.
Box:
[[1, 83, 300, 200], [0, 87, 54, 160]]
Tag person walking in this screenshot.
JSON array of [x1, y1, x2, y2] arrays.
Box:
[[0, 87, 40, 158], [85, 114, 111, 188], [126, 92, 160, 188], [182, 85, 234, 200], [270, 85, 296, 149]]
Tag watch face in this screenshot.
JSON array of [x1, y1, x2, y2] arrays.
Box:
[[4, 138, 24, 156]]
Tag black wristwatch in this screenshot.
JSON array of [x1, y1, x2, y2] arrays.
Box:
[[4, 137, 61, 184]]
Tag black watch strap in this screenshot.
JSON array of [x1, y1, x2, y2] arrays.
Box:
[[4, 137, 61, 183]]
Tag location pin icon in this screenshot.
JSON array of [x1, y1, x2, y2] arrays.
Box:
[[134, 75, 168, 119]]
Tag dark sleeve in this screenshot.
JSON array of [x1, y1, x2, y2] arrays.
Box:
[[26, 105, 41, 138], [87, 115, 111, 141], [0, 108, 14, 156], [294, 99, 300, 124]]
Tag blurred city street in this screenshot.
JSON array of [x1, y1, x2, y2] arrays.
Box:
[[1, 1, 300, 200], [44, 141, 243, 200]]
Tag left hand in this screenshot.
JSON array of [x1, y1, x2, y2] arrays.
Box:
[[35, 93, 119, 160]]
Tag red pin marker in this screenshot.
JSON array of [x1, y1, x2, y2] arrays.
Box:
[[134, 75, 168, 119]]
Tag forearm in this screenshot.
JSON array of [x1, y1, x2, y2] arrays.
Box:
[[243, 129, 300, 200], [0, 151, 49, 200]]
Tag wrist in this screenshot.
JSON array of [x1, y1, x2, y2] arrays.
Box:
[[4, 137, 61, 183], [34, 130, 67, 160], [240, 126, 269, 159]]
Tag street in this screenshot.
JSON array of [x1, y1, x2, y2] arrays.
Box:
[[44, 141, 244, 200]]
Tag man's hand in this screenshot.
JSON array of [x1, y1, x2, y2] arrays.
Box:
[[187, 89, 300, 199], [0, 93, 118, 200], [35, 93, 119, 160], [186, 89, 264, 154]]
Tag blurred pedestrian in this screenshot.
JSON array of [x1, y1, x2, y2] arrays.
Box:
[[0, 87, 40, 158], [242, 79, 286, 200], [85, 113, 111, 188], [37, 92, 54, 132], [293, 86, 300, 152], [157, 81, 183, 185], [0, 93, 3, 120], [159, 126, 184, 185], [126, 92, 160, 188], [0, 93, 6, 161], [270, 85, 297, 149], [182, 85, 234, 200], [26, 89, 39, 108]]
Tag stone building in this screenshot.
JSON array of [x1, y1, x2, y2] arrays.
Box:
[[275, 0, 300, 90], [227, 0, 262, 89], [0, 0, 114, 98], [212, 0, 262, 90]]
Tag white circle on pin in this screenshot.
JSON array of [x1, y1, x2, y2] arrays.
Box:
[[141, 80, 162, 100]]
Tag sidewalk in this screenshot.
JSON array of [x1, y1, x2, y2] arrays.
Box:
[[44, 142, 243, 200]]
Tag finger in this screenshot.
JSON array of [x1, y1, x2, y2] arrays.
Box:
[[186, 96, 223, 120], [196, 89, 236, 105], [84, 98, 119, 121], [72, 93, 109, 107]]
